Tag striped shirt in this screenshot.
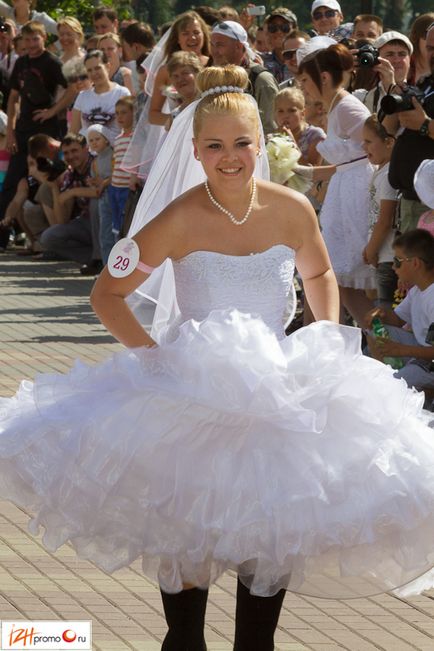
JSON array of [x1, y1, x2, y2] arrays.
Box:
[[111, 130, 133, 188]]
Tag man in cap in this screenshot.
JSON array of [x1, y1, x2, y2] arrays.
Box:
[[262, 8, 298, 84], [354, 31, 413, 113], [311, 0, 343, 36], [388, 22, 434, 231], [211, 21, 279, 133]]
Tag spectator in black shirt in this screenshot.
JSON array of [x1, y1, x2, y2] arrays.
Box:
[[1, 20, 75, 221], [388, 22, 434, 232]]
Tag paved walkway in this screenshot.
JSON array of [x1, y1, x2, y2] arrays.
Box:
[[2, 251, 434, 651]]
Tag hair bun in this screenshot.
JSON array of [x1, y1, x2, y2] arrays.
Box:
[[196, 65, 249, 95]]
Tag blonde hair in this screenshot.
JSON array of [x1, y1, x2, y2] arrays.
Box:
[[98, 32, 122, 48], [167, 51, 203, 76], [274, 87, 305, 110], [57, 16, 84, 44], [193, 66, 257, 138]]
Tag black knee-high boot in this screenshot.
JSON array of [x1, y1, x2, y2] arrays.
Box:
[[160, 587, 208, 651], [233, 578, 285, 651]]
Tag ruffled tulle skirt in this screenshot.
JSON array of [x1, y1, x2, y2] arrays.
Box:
[[1, 311, 434, 598]]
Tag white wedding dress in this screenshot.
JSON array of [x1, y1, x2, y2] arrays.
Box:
[[2, 244, 434, 599]]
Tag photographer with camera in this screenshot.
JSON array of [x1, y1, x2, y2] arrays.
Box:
[[0, 133, 62, 255], [354, 31, 413, 113], [39, 133, 103, 274], [387, 22, 434, 232]]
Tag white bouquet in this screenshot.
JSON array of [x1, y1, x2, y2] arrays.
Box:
[[266, 134, 313, 194]]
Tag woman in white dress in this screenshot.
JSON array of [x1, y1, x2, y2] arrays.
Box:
[[3, 66, 434, 649], [298, 43, 376, 325]]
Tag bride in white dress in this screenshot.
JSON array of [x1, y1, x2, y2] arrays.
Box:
[[2, 66, 434, 650]]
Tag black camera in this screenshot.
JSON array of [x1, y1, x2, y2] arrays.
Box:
[[356, 44, 379, 67], [36, 157, 67, 181], [380, 86, 425, 115]]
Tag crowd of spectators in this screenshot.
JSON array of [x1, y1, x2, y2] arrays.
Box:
[[0, 0, 433, 391]]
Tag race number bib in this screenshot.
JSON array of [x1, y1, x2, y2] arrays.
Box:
[[107, 238, 141, 278]]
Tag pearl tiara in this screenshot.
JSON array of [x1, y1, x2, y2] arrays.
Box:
[[200, 85, 244, 98]]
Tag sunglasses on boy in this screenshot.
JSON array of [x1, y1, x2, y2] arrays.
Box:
[[392, 255, 426, 268], [312, 9, 338, 20], [267, 23, 292, 34]]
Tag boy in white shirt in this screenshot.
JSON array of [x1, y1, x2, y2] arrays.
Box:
[[365, 229, 434, 389]]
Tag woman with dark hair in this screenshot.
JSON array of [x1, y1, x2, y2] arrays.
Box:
[[408, 12, 434, 85], [298, 43, 375, 325], [70, 49, 130, 142], [148, 11, 210, 126]]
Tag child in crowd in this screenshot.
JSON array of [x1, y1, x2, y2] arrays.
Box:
[[274, 88, 326, 166], [362, 114, 399, 308], [108, 96, 134, 237], [365, 229, 434, 391], [86, 124, 114, 264], [12, 33, 26, 56]]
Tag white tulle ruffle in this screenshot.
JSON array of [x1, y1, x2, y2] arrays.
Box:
[[1, 312, 434, 599]]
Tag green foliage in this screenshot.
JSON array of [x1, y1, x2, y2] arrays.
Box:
[[35, 0, 133, 32], [16, 0, 434, 35]]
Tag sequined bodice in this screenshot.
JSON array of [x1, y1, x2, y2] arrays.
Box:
[[166, 245, 295, 341]]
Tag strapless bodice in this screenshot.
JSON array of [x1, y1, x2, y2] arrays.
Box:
[[164, 245, 296, 342]]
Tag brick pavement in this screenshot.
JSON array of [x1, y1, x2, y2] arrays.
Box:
[[2, 251, 434, 651]]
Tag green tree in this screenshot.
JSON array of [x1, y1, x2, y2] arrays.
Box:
[[138, 0, 173, 29], [37, 0, 133, 32]]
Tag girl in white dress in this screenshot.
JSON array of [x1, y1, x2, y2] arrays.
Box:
[[298, 43, 376, 325], [3, 66, 434, 649]]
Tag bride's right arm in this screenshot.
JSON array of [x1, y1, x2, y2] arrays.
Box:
[[90, 209, 183, 348]]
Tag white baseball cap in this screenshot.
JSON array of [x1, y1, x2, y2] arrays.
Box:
[[311, 0, 342, 15], [374, 30, 413, 55], [212, 21, 255, 59], [212, 21, 249, 45], [296, 35, 337, 66], [414, 159, 434, 209], [85, 124, 114, 146]]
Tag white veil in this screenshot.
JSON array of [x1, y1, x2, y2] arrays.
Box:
[[121, 29, 172, 177], [127, 95, 296, 341]]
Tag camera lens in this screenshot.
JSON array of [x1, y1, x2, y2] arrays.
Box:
[[359, 52, 375, 66]]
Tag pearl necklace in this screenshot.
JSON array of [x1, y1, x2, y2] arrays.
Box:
[[205, 178, 256, 226]]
